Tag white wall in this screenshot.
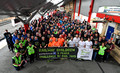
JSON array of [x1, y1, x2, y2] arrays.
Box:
[[97, 23, 103, 34], [30, 13, 41, 22], [75, 12, 88, 22]]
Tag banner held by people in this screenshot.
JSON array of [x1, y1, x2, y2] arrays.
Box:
[[77, 48, 93, 60]]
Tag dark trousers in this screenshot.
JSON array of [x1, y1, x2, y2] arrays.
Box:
[[8, 44, 14, 53], [13, 61, 25, 71], [34, 48, 38, 60], [98, 55, 105, 62], [29, 54, 34, 63], [104, 52, 110, 61], [92, 51, 98, 60], [22, 54, 27, 60]]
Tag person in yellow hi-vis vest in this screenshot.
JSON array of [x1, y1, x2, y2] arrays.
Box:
[[98, 42, 106, 62], [12, 52, 25, 71], [27, 42, 36, 64]]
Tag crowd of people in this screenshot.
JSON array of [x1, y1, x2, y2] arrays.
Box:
[[4, 11, 114, 71]]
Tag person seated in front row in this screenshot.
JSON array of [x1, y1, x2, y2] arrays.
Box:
[[48, 39, 53, 47], [49, 34, 56, 42], [12, 52, 25, 71], [53, 38, 61, 47]]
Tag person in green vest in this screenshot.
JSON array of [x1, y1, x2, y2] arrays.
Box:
[[54, 29, 58, 34], [27, 42, 36, 63], [92, 26, 96, 33], [20, 37, 27, 47], [12, 52, 25, 71], [18, 43, 27, 63], [98, 42, 107, 62], [14, 39, 20, 53]]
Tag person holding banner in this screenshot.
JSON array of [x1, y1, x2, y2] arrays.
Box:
[[68, 37, 75, 47], [85, 38, 93, 49], [98, 43, 107, 62], [40, 37, 48, 48], [77, 37, 86, 59], [78, 38, 85, 48], [73, 35, 80, 47], [92, 41, 99, 60]]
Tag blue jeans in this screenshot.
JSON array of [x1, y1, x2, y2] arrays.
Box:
[[93, 51, 97, 60]]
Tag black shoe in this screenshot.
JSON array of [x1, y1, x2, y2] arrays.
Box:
[[21, 66, 24, 68]]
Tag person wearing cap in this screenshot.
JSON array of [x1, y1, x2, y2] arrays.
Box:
[[12, 52, 25, 71]]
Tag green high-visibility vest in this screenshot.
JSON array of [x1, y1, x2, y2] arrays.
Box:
[[14, 43, 20, 48], [14, 48, 18, 53], [98, 46, 106, 55], [92, 28, 96, 33], [92, 28, 96, 30], [27, 45, 35, 55], [20, 40, 27, 46], [78, 29, 81, 32], [54, 31, 57, 34], [12, 55, 22, 67], [14, 43, 20, 53]]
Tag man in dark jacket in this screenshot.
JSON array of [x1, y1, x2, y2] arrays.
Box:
[[4, 29, 12, 50], [104, 39, 114, 61]]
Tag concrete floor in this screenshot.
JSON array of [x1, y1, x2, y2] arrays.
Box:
[[0, 45, 120, 73]]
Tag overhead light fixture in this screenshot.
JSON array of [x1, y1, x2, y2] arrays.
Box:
[[51, 0, 62, 5], [47, 0, 63, 5], [58, 2, 64, 7]]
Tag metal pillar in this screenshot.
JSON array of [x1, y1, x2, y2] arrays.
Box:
[[26, 9, 39, 23], [73, 0, 76, 20], [78, 0, 82, 16], [16, 16, 26, 24], [88, 0, 94, 23]]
